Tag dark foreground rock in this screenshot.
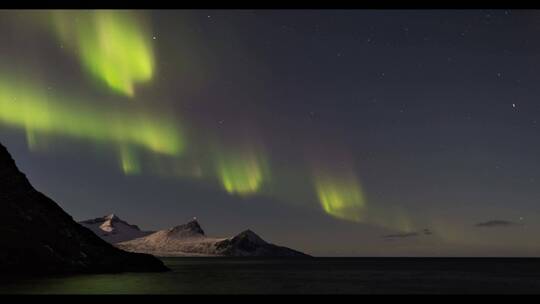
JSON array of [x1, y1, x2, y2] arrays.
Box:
[[0, 142, 168, 275]]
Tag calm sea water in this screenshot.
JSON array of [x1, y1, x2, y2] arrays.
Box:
[[2, 258, 540, 294]]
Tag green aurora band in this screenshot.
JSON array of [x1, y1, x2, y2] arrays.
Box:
[[215, 146, 269, 196], [50, 10, 155, 97], [0, 11, 417, 231], [0, 75, 184, 173], [119, 145, 141, 175], [313, 170, 367, 222]]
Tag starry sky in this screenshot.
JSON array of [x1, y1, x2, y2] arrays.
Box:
[[0, 9, 539, 256]]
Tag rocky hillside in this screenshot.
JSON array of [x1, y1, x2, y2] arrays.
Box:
[[117, 219, 309, 257], [0, 142, 168, 275]]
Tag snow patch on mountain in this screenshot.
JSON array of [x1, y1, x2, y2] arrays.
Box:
[[79, 214, 153, 244], [117, 219, 309, 257]]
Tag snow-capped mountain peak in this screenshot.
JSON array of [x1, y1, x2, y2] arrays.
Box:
[[166, 219, 205, 239], [79, 214, 154, 244], [104, 213, 119, 221]]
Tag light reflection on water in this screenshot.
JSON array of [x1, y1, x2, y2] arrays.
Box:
[[2, 258, 540, 294]]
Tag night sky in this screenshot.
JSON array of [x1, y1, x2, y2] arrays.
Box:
[[0, 9, 538, 256]]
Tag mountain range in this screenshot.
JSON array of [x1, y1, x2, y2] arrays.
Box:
[[80, 215, 309, 257]]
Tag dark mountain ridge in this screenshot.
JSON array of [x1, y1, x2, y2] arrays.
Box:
[[0, 142, 168, 275]]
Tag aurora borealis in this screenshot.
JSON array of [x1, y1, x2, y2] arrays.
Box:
[[0, 73, 184, 175], [216, 148, 267, 196], [313, 171, 366, 222], [51, 10, 154, 97], [1, 9, 539, 256]]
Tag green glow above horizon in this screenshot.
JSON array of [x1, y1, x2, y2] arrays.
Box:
[[0, 75, 184, 160], [120, 146, 140, 175], [216, 148, 268, 196], [314, 173, 366, 222], [51, 10, 154, 97]]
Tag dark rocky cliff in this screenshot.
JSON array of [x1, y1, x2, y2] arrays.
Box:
[[0, 142, 168, 275]]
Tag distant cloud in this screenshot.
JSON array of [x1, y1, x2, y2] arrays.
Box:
[[382, 228, 433, 240], [475, 220, 520, 228], [382, 232, 419, 239]]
